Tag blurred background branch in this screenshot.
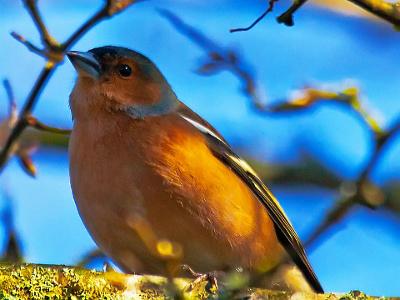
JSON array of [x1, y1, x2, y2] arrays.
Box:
[[0, 190, 23, 264], [161, 9, 400, 253], [159, 9, 267, 111]]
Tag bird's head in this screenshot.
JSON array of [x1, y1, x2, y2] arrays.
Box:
[[67, 46, 178, 120]]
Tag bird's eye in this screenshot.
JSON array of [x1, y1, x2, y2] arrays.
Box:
[[118, 64, 132, 77]]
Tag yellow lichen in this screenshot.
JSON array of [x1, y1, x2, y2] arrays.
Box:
[[0, 264, 391, 299]]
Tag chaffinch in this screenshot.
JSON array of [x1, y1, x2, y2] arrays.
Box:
[[67, 46, 323, 293]]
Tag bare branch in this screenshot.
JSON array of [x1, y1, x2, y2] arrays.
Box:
[[232, 0, 400, 30], [0, 1, 137, 174], [277, 0, 309, 26], [22, 0, 59, 49]]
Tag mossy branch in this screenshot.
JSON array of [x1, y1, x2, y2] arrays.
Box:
[[0, 263, 390, 300]]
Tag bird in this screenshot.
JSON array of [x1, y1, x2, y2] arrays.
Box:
[[67, 46, 323, 293]]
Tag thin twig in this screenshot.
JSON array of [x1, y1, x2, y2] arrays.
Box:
[[229, 0, 308, 31], [26, 116, 71, 135], [10, 32, 44, 57], [230, 0, 278, 33], [264, 87, 383, 135], [2, 80, 16, 118]]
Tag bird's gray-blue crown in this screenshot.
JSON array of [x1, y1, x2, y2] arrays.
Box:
[[88, 46, 167, 84]]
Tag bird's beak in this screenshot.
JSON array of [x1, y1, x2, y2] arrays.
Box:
[[67, 51, 101, 79]]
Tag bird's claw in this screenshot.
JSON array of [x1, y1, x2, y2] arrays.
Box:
[[181, 265, 219, 294]]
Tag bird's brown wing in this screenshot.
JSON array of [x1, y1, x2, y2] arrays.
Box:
[[177, 109, 324, 293]]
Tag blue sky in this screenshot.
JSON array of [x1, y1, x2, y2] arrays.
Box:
[[0, 0, 399, 295]]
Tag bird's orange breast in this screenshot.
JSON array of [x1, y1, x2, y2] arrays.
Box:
[[69, 110, 284, 275]]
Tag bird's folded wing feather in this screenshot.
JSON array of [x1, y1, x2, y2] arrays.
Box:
[[177, 105, 323, 293]]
